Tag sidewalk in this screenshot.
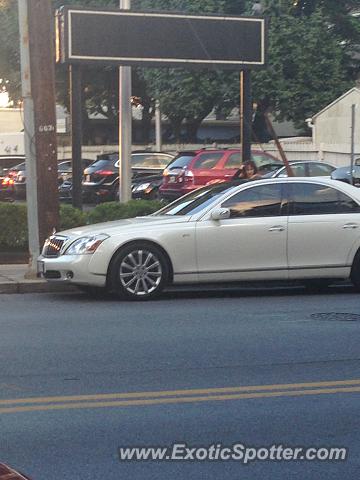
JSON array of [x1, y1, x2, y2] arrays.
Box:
[[0, 264, 77, 294]]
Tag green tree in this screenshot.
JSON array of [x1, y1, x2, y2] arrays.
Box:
[[0, 0, 358, 141], [252, 8, 354, 133], [0, 0, 21, 103]]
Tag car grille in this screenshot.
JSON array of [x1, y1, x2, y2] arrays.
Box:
[[42, 235, 67, 258]]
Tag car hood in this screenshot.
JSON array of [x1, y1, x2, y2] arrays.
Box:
[[58, 215, 191, 238]]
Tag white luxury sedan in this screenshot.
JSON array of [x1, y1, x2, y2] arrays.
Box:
[[38, 178, 360, 300]]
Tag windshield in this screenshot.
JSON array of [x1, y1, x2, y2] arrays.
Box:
[[167, 154, 196, 170], [154, 182, 246, 216], [89, 159, 114, 169]]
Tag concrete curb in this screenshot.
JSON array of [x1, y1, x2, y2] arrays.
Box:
[[0, 281, 79, 294], [0, 264, 80, 294]]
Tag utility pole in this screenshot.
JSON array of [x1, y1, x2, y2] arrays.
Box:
[[240, 70, 252, 162], [265, 113, 294, 177], [350, 104, 356, 186], [119, 0, 132, 202], [18, 0, 59, 275], [70, 65, 83, 209]]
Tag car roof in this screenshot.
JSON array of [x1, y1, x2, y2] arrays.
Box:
[[287, 160, 334, 165], [248, 175, 360, 193]]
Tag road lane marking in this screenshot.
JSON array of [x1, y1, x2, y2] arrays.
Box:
[[0, 379, 360, 414], [1, 378, 360, 406], [0, 385, 360, 414]]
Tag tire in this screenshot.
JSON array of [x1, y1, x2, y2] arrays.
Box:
[[109, 242, 170, 300], [351, 250, 360, 291]]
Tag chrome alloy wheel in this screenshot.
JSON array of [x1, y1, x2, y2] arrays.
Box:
[[119, 249, 163, 296]]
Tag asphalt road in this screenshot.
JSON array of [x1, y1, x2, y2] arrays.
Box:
[[0, 285, 360, 479]]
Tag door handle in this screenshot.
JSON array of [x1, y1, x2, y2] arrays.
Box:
[[269, 226, 285, 232], [343, 223, 359, 229]]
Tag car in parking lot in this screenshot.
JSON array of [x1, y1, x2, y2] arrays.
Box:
[[38, 177, 360, 300], [0, 157, 24, 201], [82, 151, 174, 202], [0, 170, 15, 201], [262, 160, 336, 178], [331, 165, 360, 187], [0, 155, 26, 172], [159, 148, 282, 200], [14, 159, 94, 199], [4, 161, 26, 179]]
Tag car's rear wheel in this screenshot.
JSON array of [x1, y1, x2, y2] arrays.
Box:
[[351, 250, 360, 291], [109, 243, 169, 300]]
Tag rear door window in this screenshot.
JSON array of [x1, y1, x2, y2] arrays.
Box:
[[224, 153, 242, 169], [308, 163, 335, 176], [289, 183, 360, 215], [278, 163, 306, 177]]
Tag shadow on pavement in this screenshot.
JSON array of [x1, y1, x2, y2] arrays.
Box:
[[49, 282, 356, 303]]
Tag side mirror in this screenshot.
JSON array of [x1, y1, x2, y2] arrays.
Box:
[[210, 208, 230, 221]]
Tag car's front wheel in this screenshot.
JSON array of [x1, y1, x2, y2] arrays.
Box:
[[109, 243, 170, 300]]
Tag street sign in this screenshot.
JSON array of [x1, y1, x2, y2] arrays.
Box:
[[56, 7, 267, 69]]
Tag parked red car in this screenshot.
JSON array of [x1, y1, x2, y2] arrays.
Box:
[[159, 148, 282, 200]]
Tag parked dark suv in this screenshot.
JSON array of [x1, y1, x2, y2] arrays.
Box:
[[82, 151, 174, 202], [159, 148, 282, 200]]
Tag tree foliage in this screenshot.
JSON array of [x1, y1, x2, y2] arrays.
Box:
[[0, 0, 358, 140], [0, 0, 21, 103], [252, 2, 359, 133]]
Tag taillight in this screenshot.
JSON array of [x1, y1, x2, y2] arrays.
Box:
[[96, 170, 114, 176], [1, 177, 14, 186]]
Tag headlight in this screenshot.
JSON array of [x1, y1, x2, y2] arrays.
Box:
[[65, 234, 109, 255], [134, 182, 151, 192]]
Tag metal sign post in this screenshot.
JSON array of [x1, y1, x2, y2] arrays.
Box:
[[350, 104, 356, 186], [70, 65, 83, 209], [240, 70, 252, 163], [119, 0, 132, 203]]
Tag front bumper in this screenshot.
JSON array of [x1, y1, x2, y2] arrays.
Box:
[[0, 187, 15, 201], [82, 183, 114, 202], [37, 254, 107, 287], [159, 185, 196, 200]]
